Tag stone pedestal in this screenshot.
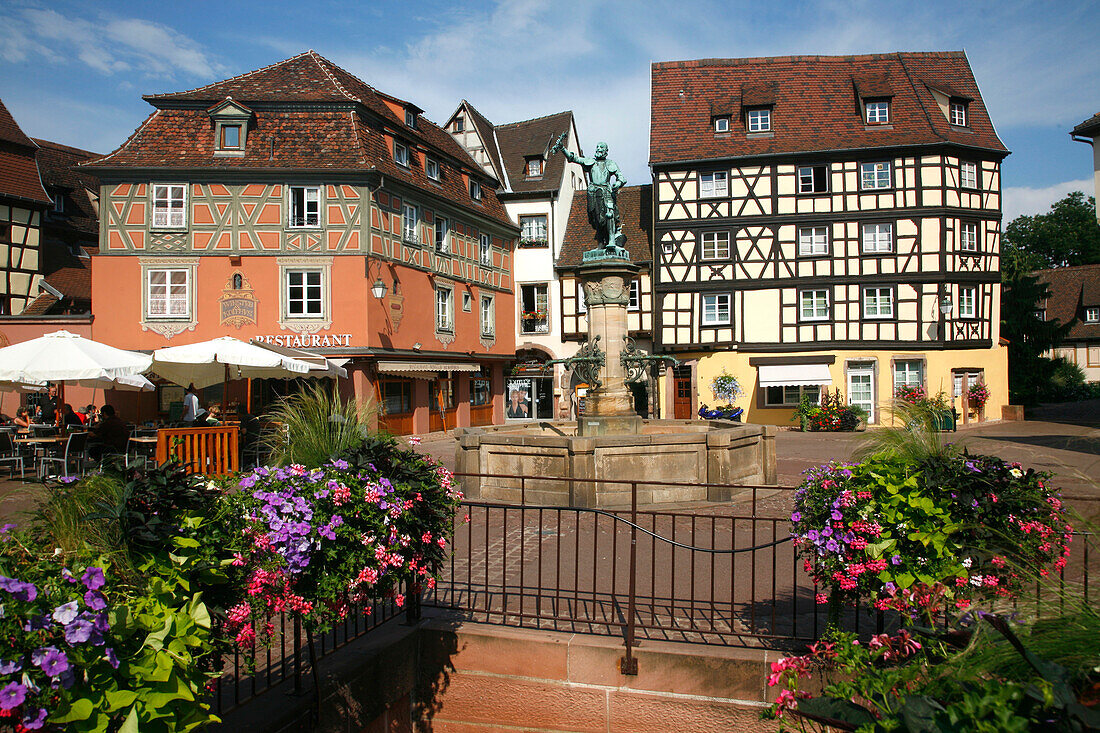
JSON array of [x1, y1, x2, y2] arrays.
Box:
[[576, 259, 640, 436]]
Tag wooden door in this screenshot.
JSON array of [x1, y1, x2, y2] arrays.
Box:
[[673, 366, 693, 419]]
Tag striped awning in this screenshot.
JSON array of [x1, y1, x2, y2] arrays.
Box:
[[376, 361, 480, 380]]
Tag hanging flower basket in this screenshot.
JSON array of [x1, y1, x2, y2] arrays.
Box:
[[965, 382, 989, 409]]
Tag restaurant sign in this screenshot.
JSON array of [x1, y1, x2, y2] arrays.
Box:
[[219, 272, 258, 329], [252, 333, 354, 349]]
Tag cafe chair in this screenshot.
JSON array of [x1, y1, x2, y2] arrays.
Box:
[[32, 425, 59, 438], [126, 428, 159, 469], [0, 432, 25, 479], [39, 432, 90, 480]]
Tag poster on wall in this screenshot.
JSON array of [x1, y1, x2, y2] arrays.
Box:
[[506, 378, 532, 419]]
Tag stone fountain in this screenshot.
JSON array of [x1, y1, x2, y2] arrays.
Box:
[[454, 140, 776, 507]]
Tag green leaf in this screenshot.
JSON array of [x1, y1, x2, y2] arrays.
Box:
[[52, 697, 94, 723], [900, 695, 945, 732], [796, 697, 878, 728], [106, 689, 139, 712], [896, 571, 916, 588], [119, 706, 139, 733]]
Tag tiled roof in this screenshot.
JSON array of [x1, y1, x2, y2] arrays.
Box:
[[1034, 263, 1100, 342], [0, 99, 50, 205], [22, 292, 59, 316], [496, 111, 574, 195], [43, 265, 92, 300], [1072, 112, 1100, 138], [32, 139, 100, 237], [558, 184, 652, 268], [650, 52, 1008, 165], [84, 52, 512, 227]]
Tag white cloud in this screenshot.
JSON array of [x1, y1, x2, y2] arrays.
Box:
[[0, 6, 222, 79], [1002, 178, 1094, 223]]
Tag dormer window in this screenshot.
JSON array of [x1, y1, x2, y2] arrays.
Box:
[[49, 188, 64, 214], [426, 157, 440, 181], [950, 101, 968, 127], [525, 157, 543, 177], [405, 109, 416, 128], [746, 108, 771, 132], [713, 116, 730, 133], [470, 179, 482, 201], [864, 100, 890, 124], [220, 124, 242, 149], [394, 141, 409, 167], [208, 97, 252, 158]]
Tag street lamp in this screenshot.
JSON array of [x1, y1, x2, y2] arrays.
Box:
[[939, 294, 953, 340], [371, 277, 388, 299]]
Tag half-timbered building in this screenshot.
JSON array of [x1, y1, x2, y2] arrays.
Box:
[[0, 99, 51, 315], [650, 53, 1009, 424], [84, 51, 519, 432], [446, 103, 587, 419]]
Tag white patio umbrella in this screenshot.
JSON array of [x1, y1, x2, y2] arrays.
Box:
[[151, 336, 314, 390]]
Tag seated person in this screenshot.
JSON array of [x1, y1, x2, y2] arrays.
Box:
[[61, 403, 83, 428], [203, 405, 222, 426], [89, 405, 129, 460], [77, 404, 98, 426], [13, 408, 31, 430]]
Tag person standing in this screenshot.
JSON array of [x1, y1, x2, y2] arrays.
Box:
[[183, 384, 203, 424]]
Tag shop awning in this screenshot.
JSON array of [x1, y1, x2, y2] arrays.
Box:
[[757, 363, 833, 388], [377, 361, 480, 380]]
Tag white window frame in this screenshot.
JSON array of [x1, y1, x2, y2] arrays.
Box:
[[526, 158, 543, 177], [288, 185, 321, 229], [520, 215, 548, 244], [1085, 306, 1100, 323], [960, 161, 978, 189], [953, 370, 983, 397], [699, 171, 728, 198], [403, 204, 419, 243], [862, 286, 894, 319], [746, 108, 771, 132], [145, 268, 191, 319], [893, 359, 923, 391], [480, 233, 492, 265], [798, 226, 829, 257], [435, 286, 454, 332], [702, 293, 731, 326], [861, 222, 893, 254], [764, 384, 819, 407], [797, 165, 829, 194], [950, 102, 968, 127], [405, 109, 416, 127], [394, 141, 409, 167], [959, 286, 978, 319], [713, 116, 730, 133], [628, 279, 640, 312], [285, 269, 325, 319], [860, 162, 892, 190], [151, 184, 187, 229], [480, 295, 495, 337], [470, 179, 482, 201], [799, 289, 829, 321], [426, 157, 440, 181], [960, 222, 978, 252], [435, 216, 449, 253], [865, 100, 889, 124], [847, 362, 876, 423], [701, 231, 730, 260], [519, 283, 549, 334]]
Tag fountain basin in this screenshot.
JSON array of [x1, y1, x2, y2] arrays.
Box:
[[454, 419, 777, 508]]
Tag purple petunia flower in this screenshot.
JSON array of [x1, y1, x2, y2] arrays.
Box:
[[0, 681, 26, 710], [330, 459, 349, 469], [81, 567, 105, 591], [52, 600, 78, 625], [64, 619, 94, 644], [22, 707, 48, 730], [891, 555, 903, 565], [0, 524, 14, 534], [61, 568, 77, 584], [23, 615, 49, 632], [83, 591, 106, 611], [0, 576, 38, 601], [0, 659, 20, 675], [830, 509, 843, 521], [32, 646, 68, 677], [790, 512, 802, 523], [104, 647, 120, 669], [825, 539, 840, 553]]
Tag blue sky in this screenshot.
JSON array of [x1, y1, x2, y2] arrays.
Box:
[[2, 0, 1097, 221]]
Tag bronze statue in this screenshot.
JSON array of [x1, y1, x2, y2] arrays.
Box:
[[551, 134, 627, 257]]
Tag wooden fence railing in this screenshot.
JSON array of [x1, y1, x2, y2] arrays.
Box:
[[156, 425, 240, 477]]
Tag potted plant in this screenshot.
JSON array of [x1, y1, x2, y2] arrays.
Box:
[[965, 382, 989, 411], [708, 370, 743, 421]]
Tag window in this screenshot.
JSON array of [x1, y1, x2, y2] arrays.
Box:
[[426, 157, 440, 181], [862, 286, 894, 319], [701, 231, 730, 260], [894, 360, 923, 390], [702, 293, 731, 325], [146, 269, 190, 318], [860, 162, 892, 190], [953, 370, 983, 397], [950, 101, 968, 127], [472, 377, 491, 406], [380, 380, 412, 415], [577, 283, 586, 313], [847, 363, 876, 422], [798, 226, 829, 256], [713, 116, 730, 133], [861, 222, 893, 253], [1086, 307, 1100, 323], [1034, 308, 1046, 321], [434, 216, 449, 252], [519, 283, 549, 334], [454, 117, 465, 132], [960, 161, 978, 189], [746, 108, 771, 132], [480, 234, 492, 265], [286, 270, 323, 317], [435, 287, 453, 332], [289, 186, 320, 228], [470, 179, 482, 201], [959, 286, 977, 318], [526, 157, 543, 177], [799, 289, 829, 321], [865, 100, 890, 124], [960, 222, 978, 252], [220, 124, 242, 149], [403, 204, 418, 243], [152, 184, 186, 228], [394, 141, 409, 167], [481, 295, 495, 336], [797, 165, 828, 194], [765, 385, 819, 407], [520, 215, 548, 245], [405, 109, 416, 127], [50, 189, 64, 214], [628, 279, 640, 311], [699, 171, 728, 198], [462, 291, 472, 311]]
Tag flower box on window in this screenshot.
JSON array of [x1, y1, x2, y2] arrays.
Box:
[[519, 237, 548, 248]]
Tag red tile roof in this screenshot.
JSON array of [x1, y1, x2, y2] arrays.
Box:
[[558, 185, 652, 268], [0, 99, 50, 205], [650, 52, 1008, 165], [43, 265, 92, 301], [84, 52, 512, 228], [32, 139, 100, 237], [495, 111, 575, 195], [1034, 264, 1100, 342]]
